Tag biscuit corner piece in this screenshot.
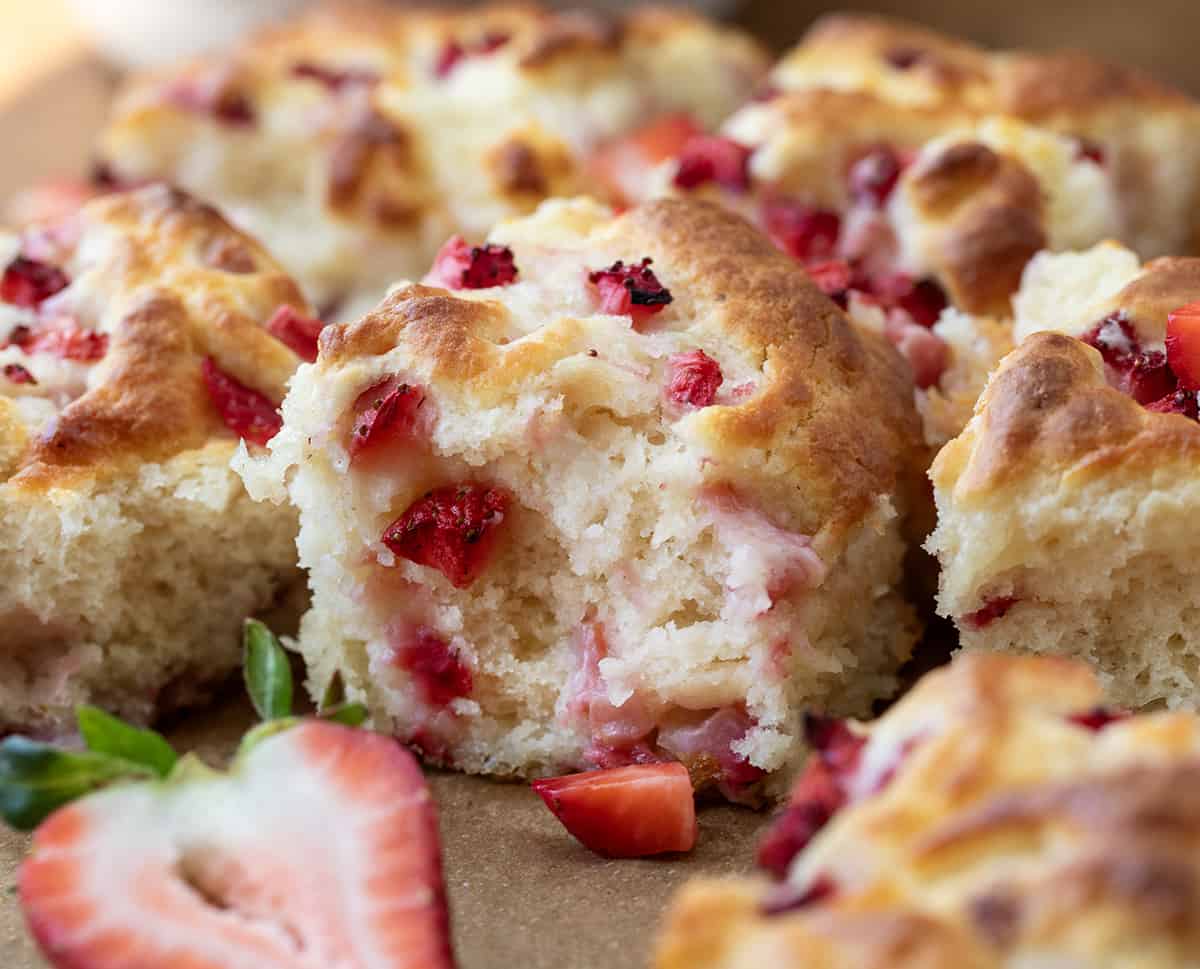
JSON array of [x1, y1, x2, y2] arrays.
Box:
[[0, 184, 313, 736], [655, 651, 1200, 968], [236, 196, 926, 799], [928, 245, 1200, 709]]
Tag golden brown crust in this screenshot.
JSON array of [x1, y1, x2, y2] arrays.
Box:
[[656, 653, 1200, 969], [324, 198, 926, 541], [4, 185, 309, 490]]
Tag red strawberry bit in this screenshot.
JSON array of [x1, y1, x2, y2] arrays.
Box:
[[382, 483, 510, 588], [19, 721, 456, 969], [164, 78, 256, 127], [761, 873, 838, 917], [847, 145, 906, 207], [762, 200, 841, 264], [672, 136, 754, 193], [26, 326, 109, 363], [2, 363, 35, 385], [290, 61, 380, 91], [588, 258, 673, 320], [201, 357, 282, 447], [1146, 388, 1200, 420], [265, 305, 325, 362], [532, 763, 697, 858], [1166, 300, 1200, 391], [588, 114, 703, 206], [885, 275, 948, 328], [961, 594, 1019, 631], [1068, 707, 1130, 731], [619, 114, 704, 166], [434, 32, 510, 79], [757, 716, 866, 879], [656, 706, 766, 797], [1, 256, 69, 308], [1074, 137, 1106, 166], [666, 349, 724, 409], [883, 312, 948, 389], [394, 627, 473, 708], [1083, 313, 1179, 405], [429, 236, 519, 290], [805, 259, 857, 308], [349, 376, 427, 456]]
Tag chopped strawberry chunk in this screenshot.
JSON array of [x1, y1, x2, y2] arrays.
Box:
[[382, 483, 510, 588], [265, 305, 325, 362], [1, 256, 68, 308], [1074, 137, 1106, 166], [394, 627, 473, 707], [349, 376, 427, 456], [666, 349, 724, 408], [884, 313, 948, 388], [1166, 300, 1200, 390], [429, 236, 519, 290], [290, 61, 380, 91], [672, 136, 753, 193], [762, 200, 841, 264], [19, 722, 456, 969], [1085, 314, 1179, 404], [201, 357, 282, 446], [588, 258, 672, 321], [847, 145, 906, 207], [434, 32, 510, 78], [588, 114, 704, 205], [3, 363, 35, 385], [23, 325, 109, 362], [756, 716, 865, 879], [1146, 388, 1200, 420], [532, 763, 697, 858], [877, 274, 948, 328], [961, 594, 1018, 630], [805, 259, 857, 308], [1068, 707, 1130, 731]]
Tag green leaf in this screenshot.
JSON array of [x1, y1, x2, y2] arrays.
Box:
[[0, 738, 153, 831], [76, 707, 177, 778], [243, 619, 293, 721], [320, 703, 369, 728]]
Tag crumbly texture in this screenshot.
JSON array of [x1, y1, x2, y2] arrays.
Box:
[[928, 250, 1200, 708], [97, 2, 767, 320], [0, 185, 308, 735], [656, 652, 1200, 969], [238, 197, 925, 797]]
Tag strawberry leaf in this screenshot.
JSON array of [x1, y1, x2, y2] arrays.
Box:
[[76, 706, 178, 778], [0, 738, 155, 831], [321, 703, 369, 727], [243, 619, 293, 721]]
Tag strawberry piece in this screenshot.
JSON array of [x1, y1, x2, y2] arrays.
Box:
[[847, 145, 905, 207], [1146, 388, 1200, 420], [889, 276, 948, 328], [666, 349, 724, 408], [762, 200, 841, 264], [672, 136, 753, 193], [429, 236, 518, 290], [382, 483, 510, 588], [804, 260, 864, 309], [349, 376, 427, 456], [3, 363, 36, 385], [19, 721, 455, 969], [394, 627, 473, 707], [532, 763, 697, 858], [201, 357, 282, 447], [164, 78, 256, 127], [265, 305, 325, 362], [1068, 707, 1130, 731], [433, 32, 509, 79], [1166, 300, 1200, 390], [290, 61, 380, 91], [588, 258, 673, 321], [588, 114, 703, 205], [883, 313, 948, 388], [1074, 137, 1106, 166], [25, 326, 109, 363], [1084, 313, 1179, 404], [1, 256, 69, 308], [961, 594, 1019, 630]]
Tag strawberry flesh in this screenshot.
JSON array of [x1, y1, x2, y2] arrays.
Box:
[[672, 136, 753, 192], [265, 305, 325, 362], [1068, 707, 1130, 731], [382, 483, 510, 588], [430, 236, 518, 290], [847, 145, 905, 207], [434, 33, 510, 78], [1166, 300, 1200, 390], [3, 363, 35, 385], [201, 357, 282, 446], [666, 349, 723, 408], [961, 594, 1018, 630], [18, 721, 455, 969], [805, 259, 858, 308], [762, 200, 841, 264], [1, 257, 69, 308], [588, 258, 673, 320], [13, 324, 109, 362], [1083, 313, 1178, 405], [349, 376, 427, 456], [1146, 388, 1200, 420], [532, 762, 697, 858], [394, 627, 473, 707]]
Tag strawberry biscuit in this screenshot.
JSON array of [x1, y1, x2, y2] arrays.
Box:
[[0, 185, 313, 735], [237, 197, 926, 800]]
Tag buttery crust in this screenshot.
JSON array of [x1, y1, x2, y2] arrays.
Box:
[[1, 185, 307, 490], [656, 652, 1200, 969]]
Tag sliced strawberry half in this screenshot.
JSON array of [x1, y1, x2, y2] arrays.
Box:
[[532, 762, 697, 858], [19, 721, 454, 969], [1166, 300, 1200, 391], [349, 376, 428, 457], [265, 305, 325, 362], [201, 357, 282, 447]]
